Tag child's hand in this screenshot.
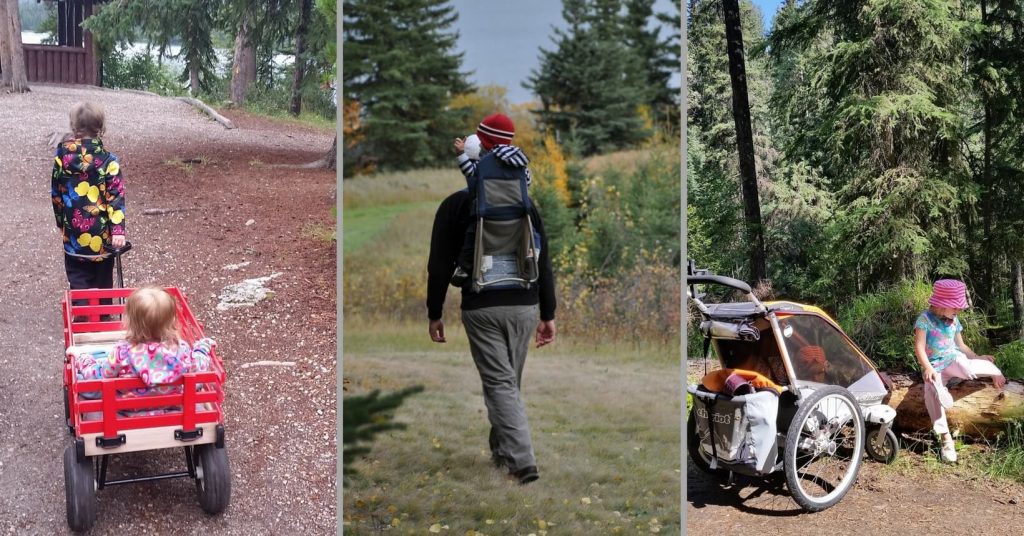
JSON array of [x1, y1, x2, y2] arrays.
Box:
[[979, 354, 996, 363], [112, 235, 126, 249], [453, 137, 465, 154], [923, 365, 938, 383], [994, 375, 1007, 390]]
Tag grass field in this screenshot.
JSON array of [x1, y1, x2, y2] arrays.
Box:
[[343, 329, 680, 535], [342, 164, 681, 534]]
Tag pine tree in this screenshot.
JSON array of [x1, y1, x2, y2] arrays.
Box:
[[343, 0, 471, 170], [526, 0, 650, 156], [686, 0, 769, 280], [343, 386, 423, 478], [768, 0, 969, 295], [623, 0, 679, 130]]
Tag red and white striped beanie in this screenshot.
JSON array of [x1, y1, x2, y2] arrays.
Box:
[[477, 113, 515, 150]]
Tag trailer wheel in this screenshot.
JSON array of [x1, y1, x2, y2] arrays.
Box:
[[64, 445, 96, 532], [194, 444, 231, 514], [865, 426, 899, 464]]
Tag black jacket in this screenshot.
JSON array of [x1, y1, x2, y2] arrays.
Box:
[[427, 189, 556, 321]]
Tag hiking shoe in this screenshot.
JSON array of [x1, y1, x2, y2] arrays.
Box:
[[510, 465, 539, 485], [940, 434, 957, 464]]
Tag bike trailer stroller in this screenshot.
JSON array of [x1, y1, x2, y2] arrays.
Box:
[[687, 268, 898, 512]]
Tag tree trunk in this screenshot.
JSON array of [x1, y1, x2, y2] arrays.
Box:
[[325, 134, 336, 170], [289, 0, 313, 116], [886, 373, 1024, 440], [0, 0, 11, 88], [1014, 260, 1024, 339], [189, 64, 200, 96], [721, 0, 766, 283], [229, 6, 257, 105], [0, 0, 29, 92]]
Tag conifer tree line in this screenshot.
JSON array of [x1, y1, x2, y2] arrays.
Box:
[[343, 0, 680, 174], [688, 0, 1024, 338]]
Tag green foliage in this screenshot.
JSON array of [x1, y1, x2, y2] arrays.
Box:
[[343, 0, 472, 170], [572, 147, 680, 277], [687, 0, 773, 283], [102, 46, 186, 95], [18, 0, 50, 32], [838, 280, 988, 371], [995, 341, 1024, 381], [343, 386, 424, 478], [526, 0, 655, 156], [984, 419, 1024, 483]]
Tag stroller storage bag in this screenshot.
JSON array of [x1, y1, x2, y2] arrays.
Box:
[[688, 385, 779, 474]]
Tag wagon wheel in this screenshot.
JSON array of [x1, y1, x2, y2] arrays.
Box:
[[194, 444, 231, 514], [865, 425, 899, 464], [63, 445, 97, 532], [783, 385, 864, 512], [687, 407, 727, 476]]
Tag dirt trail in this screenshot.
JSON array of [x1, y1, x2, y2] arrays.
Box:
[[0, 85, 336, 534], [686, 360, 1024, 535]]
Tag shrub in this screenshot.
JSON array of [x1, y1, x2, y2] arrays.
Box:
[[995, 341, 1024, 381], [838, 280, 988, 371]]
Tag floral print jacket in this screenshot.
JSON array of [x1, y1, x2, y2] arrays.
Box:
[[51, 138, 126, 259]]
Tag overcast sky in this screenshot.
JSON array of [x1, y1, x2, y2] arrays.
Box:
[[450, 0, 679, 104]]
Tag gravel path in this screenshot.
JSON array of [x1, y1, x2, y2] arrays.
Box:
[[0, 85, 336, 535]]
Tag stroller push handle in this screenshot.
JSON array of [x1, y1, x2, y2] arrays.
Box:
[[686, 274, 752, 294], [686, 274, 767, 314]]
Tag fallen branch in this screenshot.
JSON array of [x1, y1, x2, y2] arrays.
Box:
[[240, 360, 297, 369], [177, 97, 235, 129], [141, 207, 194, 215]]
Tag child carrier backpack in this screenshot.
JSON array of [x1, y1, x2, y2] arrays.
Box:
[[452, 150, 541, 293]]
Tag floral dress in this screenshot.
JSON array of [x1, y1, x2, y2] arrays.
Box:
[[51, 137, 126, 260], [74, 338, 215, 415], [914, 310, 963, 373]]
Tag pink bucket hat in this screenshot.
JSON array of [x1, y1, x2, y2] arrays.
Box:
[[929, 279, 969, 310]]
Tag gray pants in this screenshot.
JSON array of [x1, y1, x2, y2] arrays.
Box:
[[462, 305, 539, 472]]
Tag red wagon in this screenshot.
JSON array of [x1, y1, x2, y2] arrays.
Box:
[[61, 283, 230, 532]]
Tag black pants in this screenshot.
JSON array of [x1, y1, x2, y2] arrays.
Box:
[[65, 254, 114, 290], [65, 255, 115, 313]]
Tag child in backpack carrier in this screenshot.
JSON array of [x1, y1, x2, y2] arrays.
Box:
[[73, 287, 215, 416], [450, 113, 539, 291]]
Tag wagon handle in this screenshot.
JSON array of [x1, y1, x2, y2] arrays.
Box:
[[686, 274, 767, 313], [111, 241, 133, 289]]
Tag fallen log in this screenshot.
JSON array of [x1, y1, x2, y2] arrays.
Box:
[[886, 373, 1024, 440]]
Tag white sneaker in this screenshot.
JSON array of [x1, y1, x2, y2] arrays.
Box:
[[940, 434, 957, 463]]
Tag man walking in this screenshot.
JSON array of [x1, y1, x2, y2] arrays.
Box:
[[427, 114, 557, 485]]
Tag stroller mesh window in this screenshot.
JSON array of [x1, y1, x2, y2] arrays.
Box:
[[715, 323, 789, 386]]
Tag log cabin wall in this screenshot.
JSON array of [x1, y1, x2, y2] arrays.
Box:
[[21, 0, 100, 85]]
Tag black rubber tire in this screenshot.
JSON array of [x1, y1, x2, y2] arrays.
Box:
[[63, 445, 97, 533], [783, 385, 864, 512], [195, 444, 231, 514], [687, 407, 727, 476], [865, 426, 899, 464]]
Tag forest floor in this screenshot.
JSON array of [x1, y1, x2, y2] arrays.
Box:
[[0, 85, 336, 534], [686, 359, 1024, 535]]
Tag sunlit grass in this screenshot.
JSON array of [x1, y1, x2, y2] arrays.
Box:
[[343, 168, 465, 210], [343, 344, 681, 534]]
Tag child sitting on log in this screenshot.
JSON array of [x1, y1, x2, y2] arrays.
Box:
[[913, 279, 1006, 463]]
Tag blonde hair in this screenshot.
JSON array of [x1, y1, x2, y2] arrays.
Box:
[[70, 101, 105, 138], [124, 287, 180, 345]]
